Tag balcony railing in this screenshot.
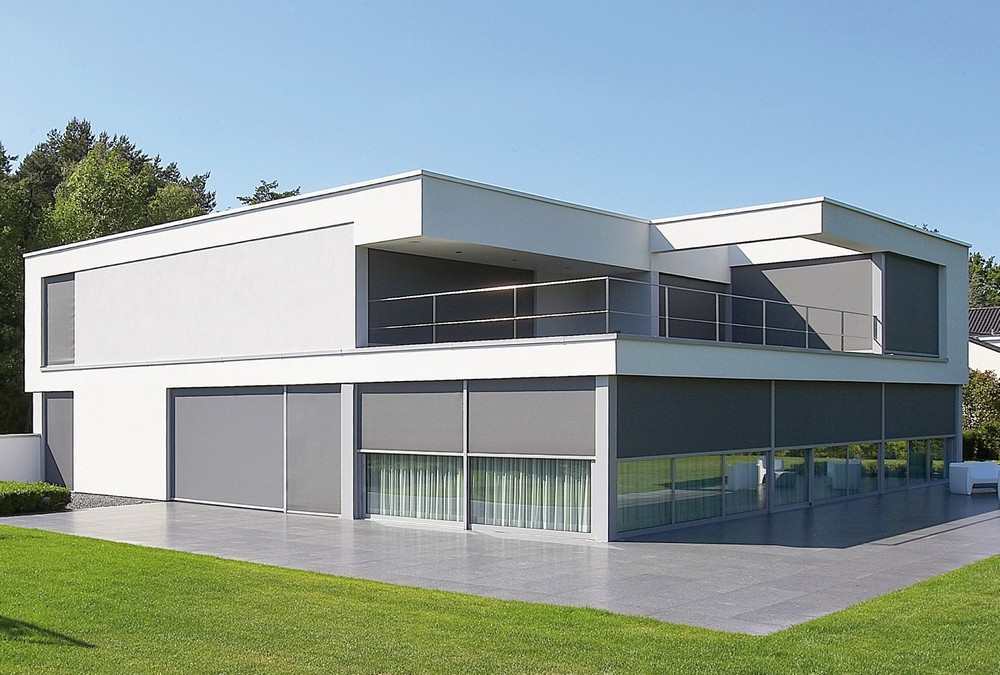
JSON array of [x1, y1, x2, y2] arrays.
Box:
[[367, 276, 883, 353]]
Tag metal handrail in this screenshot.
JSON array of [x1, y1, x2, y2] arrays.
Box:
[[368, 275, 881, 352]]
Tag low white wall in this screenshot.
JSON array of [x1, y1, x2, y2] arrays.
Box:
[[0, 434, 42, 482]]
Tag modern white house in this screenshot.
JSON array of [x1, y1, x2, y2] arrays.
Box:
[[24, 170, 969, 541]]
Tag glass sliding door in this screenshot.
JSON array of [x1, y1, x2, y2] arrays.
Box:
[[471, 457, 591, 533], [365, 453, 463, 521], [772, 449, 808, 507], [724, 452, 765, 515], [813, 445, 847, 500], [908, 440, 929, 483], [850, 443, 879, 494], [930, 439, 948, 481], [884, 441, 908, 490], [617, 458, 672, 532], [673, 455, 722, 523]]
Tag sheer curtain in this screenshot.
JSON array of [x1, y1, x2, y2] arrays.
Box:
[[471, 457, 591, 533], [365, 453, 462, 521]]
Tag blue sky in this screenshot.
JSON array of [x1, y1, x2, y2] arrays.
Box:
[[4, 1, 998, 252]]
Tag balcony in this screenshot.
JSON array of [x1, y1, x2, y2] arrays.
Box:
[[367, 276, 884, 354]]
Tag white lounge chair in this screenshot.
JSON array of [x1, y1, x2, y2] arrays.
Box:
[[948, 461, 1000, 495]]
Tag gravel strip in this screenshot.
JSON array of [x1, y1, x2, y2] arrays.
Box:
[[69, 493, 156, 510]]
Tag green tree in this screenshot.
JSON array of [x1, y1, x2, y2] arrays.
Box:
[[237, 179, 300, 205], [969, 252, 1000, 308], [0, 119, 215, 432], [963, 368, 1000, 461]]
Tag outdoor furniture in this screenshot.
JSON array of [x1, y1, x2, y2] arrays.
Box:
[[948, 461, 1000, 495]]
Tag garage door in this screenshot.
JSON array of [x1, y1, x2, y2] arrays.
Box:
[[171, 387, 284, 509]]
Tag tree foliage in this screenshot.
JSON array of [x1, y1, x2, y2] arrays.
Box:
[[0, 119, 215, 432], [969, 252, 1000, 308], [963, 368, 1000, 460], [237, 179, 300, 205]]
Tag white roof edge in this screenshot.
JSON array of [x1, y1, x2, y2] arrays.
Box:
[[24, 170, 426, 259], [652, 197, 827, 224], [653, 196, 969, 248], [418, 170, 649, 223]]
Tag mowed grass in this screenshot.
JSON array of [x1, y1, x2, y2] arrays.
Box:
[[1, 525, 998, 674]]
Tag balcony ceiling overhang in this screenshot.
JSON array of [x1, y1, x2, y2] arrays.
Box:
[[369, 236, 642, 277], [651, 197, 968, 264]]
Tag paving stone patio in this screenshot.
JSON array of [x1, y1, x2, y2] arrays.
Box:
[[4, 484, 999, 635]]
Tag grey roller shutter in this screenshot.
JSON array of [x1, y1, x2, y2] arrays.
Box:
[[468, 378, 595, 456], [286, 386, 341, 514], [44, 275, 75, 365], [172, 388, 284, 508], [884, 384, 956, 439], [774, 381, 882, 447], [43, 392, 74, 488], [617, 377, 771, 457], [359, 382, 463, 453]]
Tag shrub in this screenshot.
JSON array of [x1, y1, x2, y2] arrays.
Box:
[[0, 481, 71, 516], [963, 425, 1000, 461]]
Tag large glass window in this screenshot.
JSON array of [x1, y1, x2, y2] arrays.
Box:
[[930, 439, 948, 481], [365, 453, 463, 521], [813, 445, 847, 500], [724, 452, 765, 515], [851, 443, 879, 494], [616, 458, 672, 532], [471, 457, 591, 533], [884, 441, 908, 490], [908, 439, 929, 483], [673, 455, 723, 523], [772, 449, 808, 507]]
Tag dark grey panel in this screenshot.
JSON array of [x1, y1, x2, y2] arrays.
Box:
[[774, 381, 882, 448], [368, 250, 534, 344], [731, 256, 874, 350], [617, 377, 771, 457], [44, 275, 75, 365], [883, 254, 939, 356], [468, 378, 595, 456], [360, 382, 463, 453], [659, 273, 729, 340], [172, 388, 284, 508], [43, 393, 73, 489], [885, 384, 956, 439], [286, 387, 341, 514]]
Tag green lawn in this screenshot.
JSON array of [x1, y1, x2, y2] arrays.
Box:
[[1, 525, 997, 674]]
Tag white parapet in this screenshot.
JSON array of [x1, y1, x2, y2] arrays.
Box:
[[0, 434, 42, 483]]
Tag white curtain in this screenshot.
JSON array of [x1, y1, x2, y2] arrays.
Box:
[[472, 457, 591, 533], [365, 453, 462, 521]]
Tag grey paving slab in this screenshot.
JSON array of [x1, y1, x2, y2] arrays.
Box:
[[3, 485, 1000, 635]]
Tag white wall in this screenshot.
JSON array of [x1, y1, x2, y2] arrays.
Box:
[[421, 175, 650, 271], [970, 341, 1000, 372], [0, 435, 42, 482], [74, 226, 356, 365]]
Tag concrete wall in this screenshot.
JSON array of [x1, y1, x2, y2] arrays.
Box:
[[0, 434, 42, 482], [73, 226, 355, 365]]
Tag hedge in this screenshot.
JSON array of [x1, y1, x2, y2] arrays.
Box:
[[0, 481, 71, 516]]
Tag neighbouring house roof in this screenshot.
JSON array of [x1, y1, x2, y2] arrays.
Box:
[[969, 307, 1000, 336]]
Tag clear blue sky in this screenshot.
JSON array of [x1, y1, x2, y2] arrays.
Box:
[[4, 1, 998, 252]]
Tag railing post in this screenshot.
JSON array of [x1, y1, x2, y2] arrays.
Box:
[[605, 277, 611, 333], [432, 295, 437, 343], [512, 288, 518, 339], [715, 292, 721, 342], [762, 299, 767, 345], [804, 306, 810, 349], [841, 310, 846, 352], [663, 285, 669, 338]]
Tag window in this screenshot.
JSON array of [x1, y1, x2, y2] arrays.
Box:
[[43, 274, 75, 366]]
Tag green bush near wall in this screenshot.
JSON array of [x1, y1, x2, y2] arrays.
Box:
[[0, 481, 71, 515], [963, 424, 1000, 461]]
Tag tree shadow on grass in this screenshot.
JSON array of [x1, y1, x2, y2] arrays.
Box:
[[0, 616, 95, 648]]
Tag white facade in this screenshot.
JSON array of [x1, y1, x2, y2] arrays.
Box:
[[24, 171, 969, 540]]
